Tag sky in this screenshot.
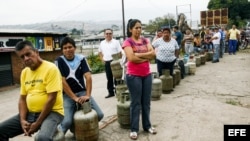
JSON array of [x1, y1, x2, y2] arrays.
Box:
[[1, 0, 210, 26]]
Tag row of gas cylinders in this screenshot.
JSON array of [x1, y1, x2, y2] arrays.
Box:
[[54, 53, 212, 140], [114, 52, 215, 129]]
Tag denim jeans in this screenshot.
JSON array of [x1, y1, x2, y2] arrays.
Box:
[[59, 91, 104, 134], [0, 112, 63, 141], [126, 74, 152, 132], [220, 40, 225, 57], [213, 44, 220, 61], [229, 40, 237, 54], [204, 43, 213, 52]]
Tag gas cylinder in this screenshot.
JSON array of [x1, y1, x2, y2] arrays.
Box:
[[187, 62, 196, 75], [195, 56, 201, 67], [115, 79, 128, 101], [117, 92, 130, 129], [110, 53, 122, 79], [151, 72, 162, 101], [74, 100, 99, 141], [206, 51, 213, 61], [159, 69, 173, 94], [200, 54, 206, 65], [184, 64, 189, 75]]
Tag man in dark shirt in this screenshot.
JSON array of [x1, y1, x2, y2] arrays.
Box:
[[55, 37, 104, 135], [172, 25, 183, 47]]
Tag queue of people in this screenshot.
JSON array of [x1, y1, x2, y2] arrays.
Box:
[[0, 20, 245, 141]]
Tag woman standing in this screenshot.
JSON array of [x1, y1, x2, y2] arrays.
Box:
[[152, 27, 179, 76], [122, 19, 156, 140]]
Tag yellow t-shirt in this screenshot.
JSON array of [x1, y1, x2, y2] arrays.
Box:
[[20, 60, 64, 115], [229, 29, 240, 40]]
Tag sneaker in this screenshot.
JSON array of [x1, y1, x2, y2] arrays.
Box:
[[130, 132, 138, 140], [145, 127, 157, 134]]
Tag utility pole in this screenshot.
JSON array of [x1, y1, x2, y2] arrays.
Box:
[[122, 0, 126, 40]]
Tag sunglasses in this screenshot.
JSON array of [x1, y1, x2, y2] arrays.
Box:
[[106, 33, 112, 35]]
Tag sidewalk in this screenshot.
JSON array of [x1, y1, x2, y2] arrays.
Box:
[[1, 51, 250, 141]]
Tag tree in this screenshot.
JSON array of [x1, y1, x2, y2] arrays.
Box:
[[207, 0, 250, 27], [145, 14, 176, 34]]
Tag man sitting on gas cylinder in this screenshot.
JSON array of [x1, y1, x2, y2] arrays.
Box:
[[55, 37, 104, 135]]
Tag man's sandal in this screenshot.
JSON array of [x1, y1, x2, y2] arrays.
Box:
[[130, 132, 138, 140], [146, 127, 157, 134]]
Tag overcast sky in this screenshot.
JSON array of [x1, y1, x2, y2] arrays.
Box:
[[1, 0, 210, 25]]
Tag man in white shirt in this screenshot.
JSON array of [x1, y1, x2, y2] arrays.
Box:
[[98, 29, 122, 98], [210, 27, 221, 63]]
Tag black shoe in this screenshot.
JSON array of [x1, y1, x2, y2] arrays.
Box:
[[105, 94, 115, 98]]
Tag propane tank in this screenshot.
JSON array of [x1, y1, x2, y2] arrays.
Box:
[[151, 72, 162, 101], [117, 92, 130, 129], [110, 53, 122, 79], [200, 54, 206, 65], [174, 67, 181, 85], [187, 62, 196, 75], [195, 56, 201, 67], [74, 100, 99, 141], [159, 69, 173, 94], [115, 79, 128, 101]]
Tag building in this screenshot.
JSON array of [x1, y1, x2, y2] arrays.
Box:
[[0, 29, 67, 87]]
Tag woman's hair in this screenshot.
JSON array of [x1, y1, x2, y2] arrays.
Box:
[[162, 27, 171, 33], [126, 19, 141, 37], [60, 37, 76, 48]]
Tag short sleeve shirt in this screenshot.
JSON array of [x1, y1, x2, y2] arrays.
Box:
[[98, 39, 122, 61], [122, 38, 150, 76], [20, 61, 64, 115], [152, 38, 179, 62]]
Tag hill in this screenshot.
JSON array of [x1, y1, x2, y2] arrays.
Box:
[[0, 20, 123, 34]]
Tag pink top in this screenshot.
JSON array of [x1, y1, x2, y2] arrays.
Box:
[[122, 38, 150, 76]]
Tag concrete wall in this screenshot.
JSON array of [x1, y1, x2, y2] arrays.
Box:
[[11, 50, 62, 84]]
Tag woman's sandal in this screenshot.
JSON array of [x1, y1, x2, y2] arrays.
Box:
[[147, 127, 157, 134], [130, 132, 138, 140]]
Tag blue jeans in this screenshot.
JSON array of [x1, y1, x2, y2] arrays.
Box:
[[220, 40, 225, 57], [229, 40, 237, 54], [0, 112, 63, 141], [213, 44, 220, 61], [59, 91, 104, 134], [126, 74, 152, 132], [194, 46, 203, 53]]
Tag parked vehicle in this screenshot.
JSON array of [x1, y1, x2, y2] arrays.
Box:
[[239, 29, 250, 50]]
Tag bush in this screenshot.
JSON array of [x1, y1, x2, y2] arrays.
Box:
[[87, 54, 105, 74]]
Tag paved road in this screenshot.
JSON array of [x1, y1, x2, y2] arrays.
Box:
[[0, 51, 250, 141]]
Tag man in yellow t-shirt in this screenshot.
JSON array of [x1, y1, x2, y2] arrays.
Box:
[[0, 40, 64, 140], [228, 25, 240, 55]]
